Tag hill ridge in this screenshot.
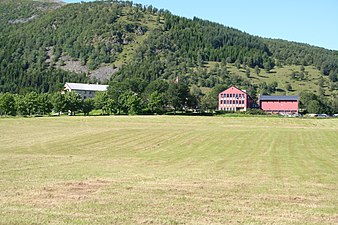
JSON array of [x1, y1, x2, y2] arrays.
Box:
[[0, 0, 337, 100]]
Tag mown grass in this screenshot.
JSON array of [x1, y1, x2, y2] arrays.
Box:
[[0, 116, 337, 224]]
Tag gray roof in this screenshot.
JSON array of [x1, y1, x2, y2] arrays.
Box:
[[65, 83, 108, 92], [259, 95, 298, 101]]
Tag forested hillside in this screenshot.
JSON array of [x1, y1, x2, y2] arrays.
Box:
[[0, 0, 337, 113], [0, 0, 160, 93]]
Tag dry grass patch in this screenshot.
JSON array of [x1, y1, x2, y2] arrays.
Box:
[[29, 179, 111, 207]]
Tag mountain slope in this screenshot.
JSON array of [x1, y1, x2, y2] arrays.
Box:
[[0, 0, 159, 92], [0, 0, 337, 97]]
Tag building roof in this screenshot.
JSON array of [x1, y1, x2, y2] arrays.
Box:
[[219, 86, 253, 99], [220, 86, 245, 94], [259, 95, 298, 101], [65, 82, 108, 92]]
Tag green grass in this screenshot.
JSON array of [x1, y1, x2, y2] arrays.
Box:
[[0, 116, 337, 224], [206, 62, 336, 96], [114, 9, 160, 67]]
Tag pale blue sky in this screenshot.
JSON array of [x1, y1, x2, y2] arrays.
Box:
[[64, 0, 338, 50]]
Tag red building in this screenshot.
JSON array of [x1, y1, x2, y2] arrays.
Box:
[[218, 86, 254, 111], [258, 95, 298, 114]]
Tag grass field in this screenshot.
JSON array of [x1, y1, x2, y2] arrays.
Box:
[[0, 116, 337, 224]]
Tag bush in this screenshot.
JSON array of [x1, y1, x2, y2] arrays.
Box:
[[245, 108, 266, 115]]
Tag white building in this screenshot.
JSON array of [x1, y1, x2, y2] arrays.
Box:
[[64, 82, 108, 99]]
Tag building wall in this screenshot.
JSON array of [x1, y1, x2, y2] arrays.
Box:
[[218, 87, 250, 111], [260, 100, 298, 113], [74, 90, 96, 99], [64, 87, 97, 99]]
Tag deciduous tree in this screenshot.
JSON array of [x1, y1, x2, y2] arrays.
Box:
[[65, 91, 82, 116], [52, 92, 66, 115], [37, 93, 53, 115], [0, 93, 16, 116], [82, 98, 95, 116], [307, 100, 321, 114]]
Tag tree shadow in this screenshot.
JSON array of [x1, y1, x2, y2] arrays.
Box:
[[258, 75, 269, 78]]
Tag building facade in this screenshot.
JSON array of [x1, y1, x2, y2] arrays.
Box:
[[218, 86, 254, 111], [64, 82, 109, 99], [258, 95, 298, 114]]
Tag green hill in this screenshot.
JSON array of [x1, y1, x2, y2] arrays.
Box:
[[0, 0, 337, 100]]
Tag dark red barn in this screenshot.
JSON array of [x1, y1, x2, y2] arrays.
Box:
[[258, 95, 298, 114], [218, 86, 254, 111]]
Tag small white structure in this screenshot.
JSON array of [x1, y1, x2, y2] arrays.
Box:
[[64, 82, 108, 99]]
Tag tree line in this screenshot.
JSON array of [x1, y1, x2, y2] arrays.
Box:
[[0, 79, 203, 117], [0, 91, 82, 116], [1, 78, 337, 117]]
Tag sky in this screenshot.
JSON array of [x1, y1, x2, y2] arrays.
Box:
[[64, 0, 338, 50]]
